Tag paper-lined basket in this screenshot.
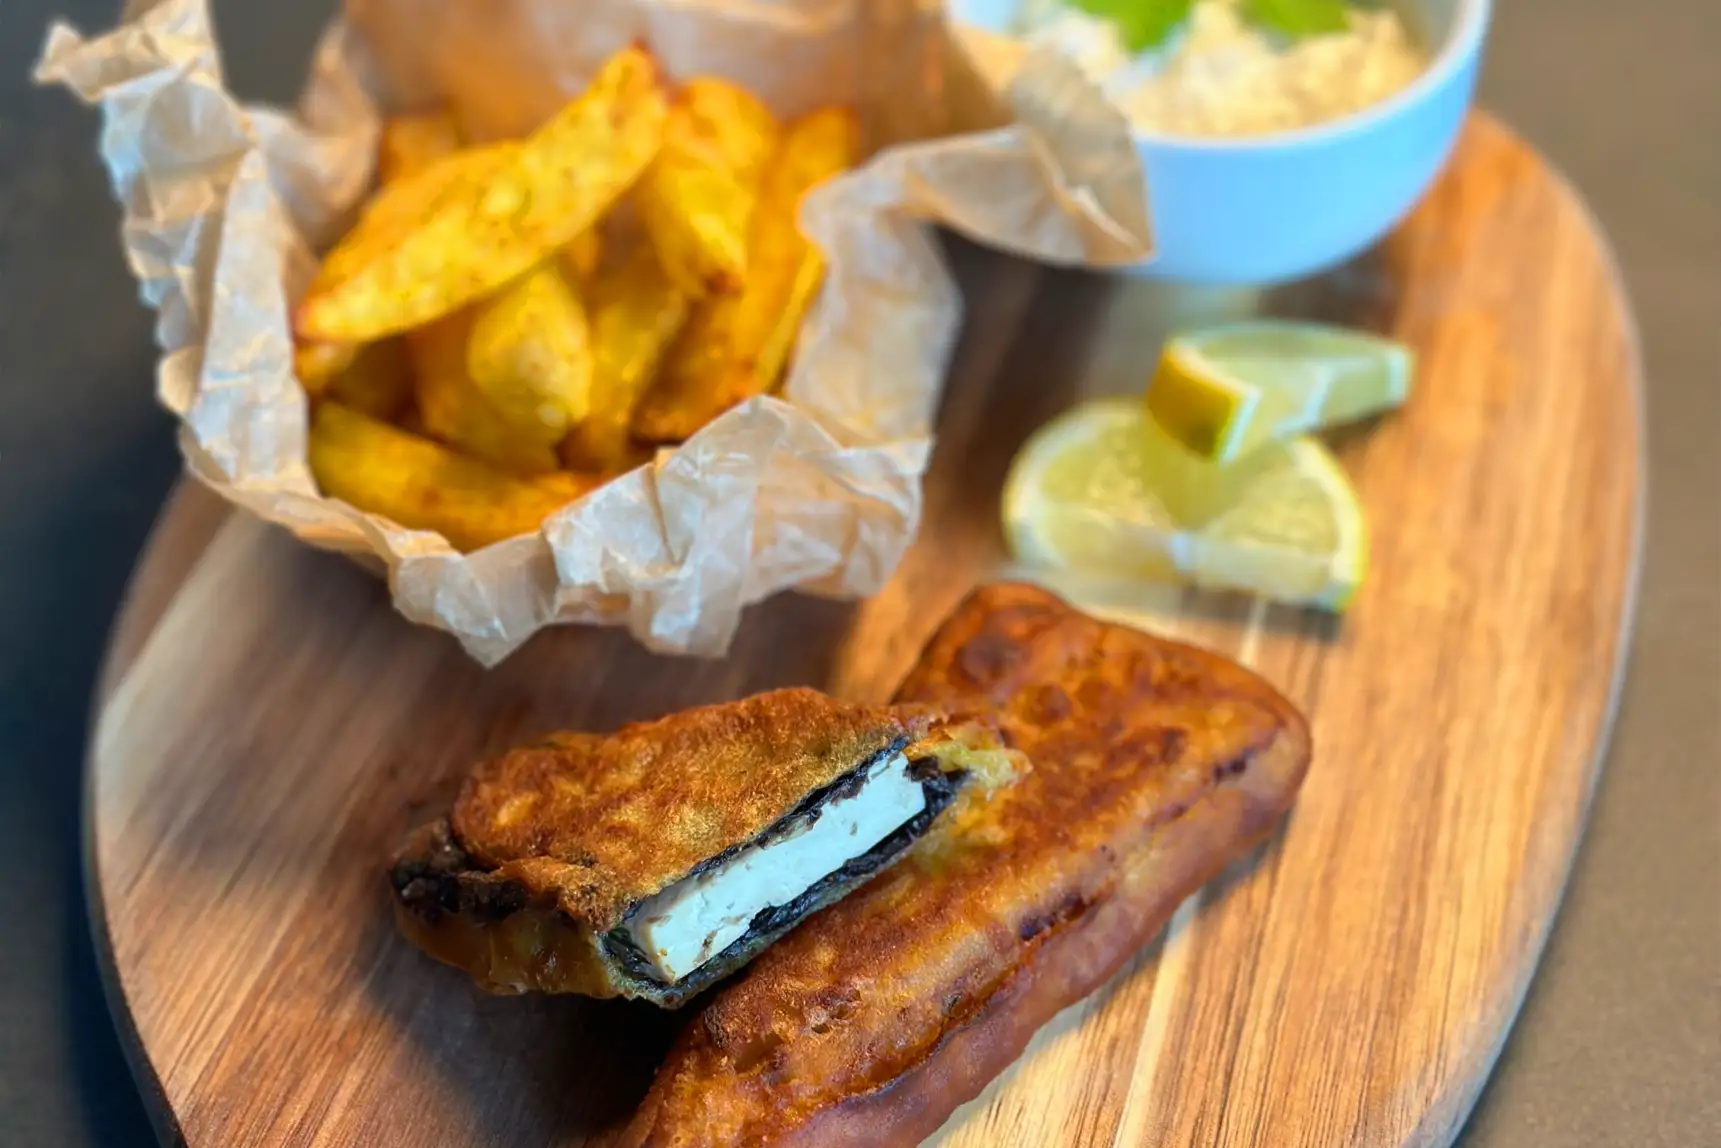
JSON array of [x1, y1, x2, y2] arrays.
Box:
[[37, 0, 1151, 665]]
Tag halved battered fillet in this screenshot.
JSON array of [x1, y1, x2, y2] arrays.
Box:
[[621, 583, 1312, 1145], [390, 687, 1020, 1008]]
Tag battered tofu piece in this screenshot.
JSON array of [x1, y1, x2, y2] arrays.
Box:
[[621, 583, 1312, 1146], [389, 688, 1019, 1008]]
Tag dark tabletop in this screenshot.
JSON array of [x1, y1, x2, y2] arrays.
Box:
[[1, 1, 1715, 1144]]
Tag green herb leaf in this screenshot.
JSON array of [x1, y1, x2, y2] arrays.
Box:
[[1068, 0, 1196, 52], [1243, 0, 1352, 39]]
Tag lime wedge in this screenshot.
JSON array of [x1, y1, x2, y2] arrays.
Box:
[[1145, 320, 1414, 463], [1003, 399, 1368, 610]]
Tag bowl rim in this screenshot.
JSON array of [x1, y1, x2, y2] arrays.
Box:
[[960, 0, 1493, 152]]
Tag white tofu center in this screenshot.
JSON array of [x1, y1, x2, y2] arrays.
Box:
[[626, 752, 925, 983]]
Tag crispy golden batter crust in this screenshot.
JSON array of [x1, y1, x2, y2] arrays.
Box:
[[453, 688, 921, 930], [391, 689, 1017, 1006], [621, 583, 1312, 1146]]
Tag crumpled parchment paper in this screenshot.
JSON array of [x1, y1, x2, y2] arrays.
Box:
[[36, 0, 1151, 665]]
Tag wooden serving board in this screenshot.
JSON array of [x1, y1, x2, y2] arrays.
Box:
[[89, 116, 1641, 1148]]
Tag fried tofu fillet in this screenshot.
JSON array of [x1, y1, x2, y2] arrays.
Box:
[[390, 687, 1020, 1008], [621, 583, 1312, 1145]]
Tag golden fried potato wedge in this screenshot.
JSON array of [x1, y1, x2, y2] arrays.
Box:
[[309, 402, 596, 552], [561, 245, 691, 472], [296, 47, 668, 343], [410, 312, 560, 475], [467, 263, 595, 439], [563, 228, 604, 287], [324, 144, 519, 289], [378, 111, 463, 185], [294, 340, 359, 397], [628, 297, 736, 444], [674, 78, 782, 184], [749, 251, 828, 399], [325, 338, 413, 421], [637, 165, 752, 298], [636, 79, 781, 297], [632, 108, 857, 443], [723, 108, 856, 387], [295, 114, 468, 384]]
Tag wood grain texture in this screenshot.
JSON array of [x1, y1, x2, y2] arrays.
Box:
[[88, 116, 1642, 1148]]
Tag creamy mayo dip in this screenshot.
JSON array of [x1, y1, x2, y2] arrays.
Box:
[[1015, 0, 1427, 138]]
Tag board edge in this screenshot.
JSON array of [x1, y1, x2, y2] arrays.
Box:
[[1401, 113, 1651, 1148]]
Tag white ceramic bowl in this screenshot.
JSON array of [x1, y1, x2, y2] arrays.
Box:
[[951, 0, 1492, 285]]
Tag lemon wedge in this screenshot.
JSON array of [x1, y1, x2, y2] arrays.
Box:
[[1003, 398, 1367, 610], [1145, 320, 1413, 463]]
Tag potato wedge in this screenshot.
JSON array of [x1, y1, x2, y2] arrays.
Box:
[[295, 340, 359, 397], [296, 47, 668, 343], [638, 165, 753, 298], [378, 111, 463, 185], [632, 108, 857, 443], [467, 263, 594, 438], [673, 78, 782, 184], [723, 108, 857, 387], [410, 312, 560, 475], [326, 338, 413, 421], [748, 251, 829, 400], [628, 296, 736, 443], [563, 228, 604, 287], [321, 143, 520, 292], [296, 114, 468, 384], [309, 402, 596, 553], [637, 79, 781, 297], [561, 245, 691, 472]]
